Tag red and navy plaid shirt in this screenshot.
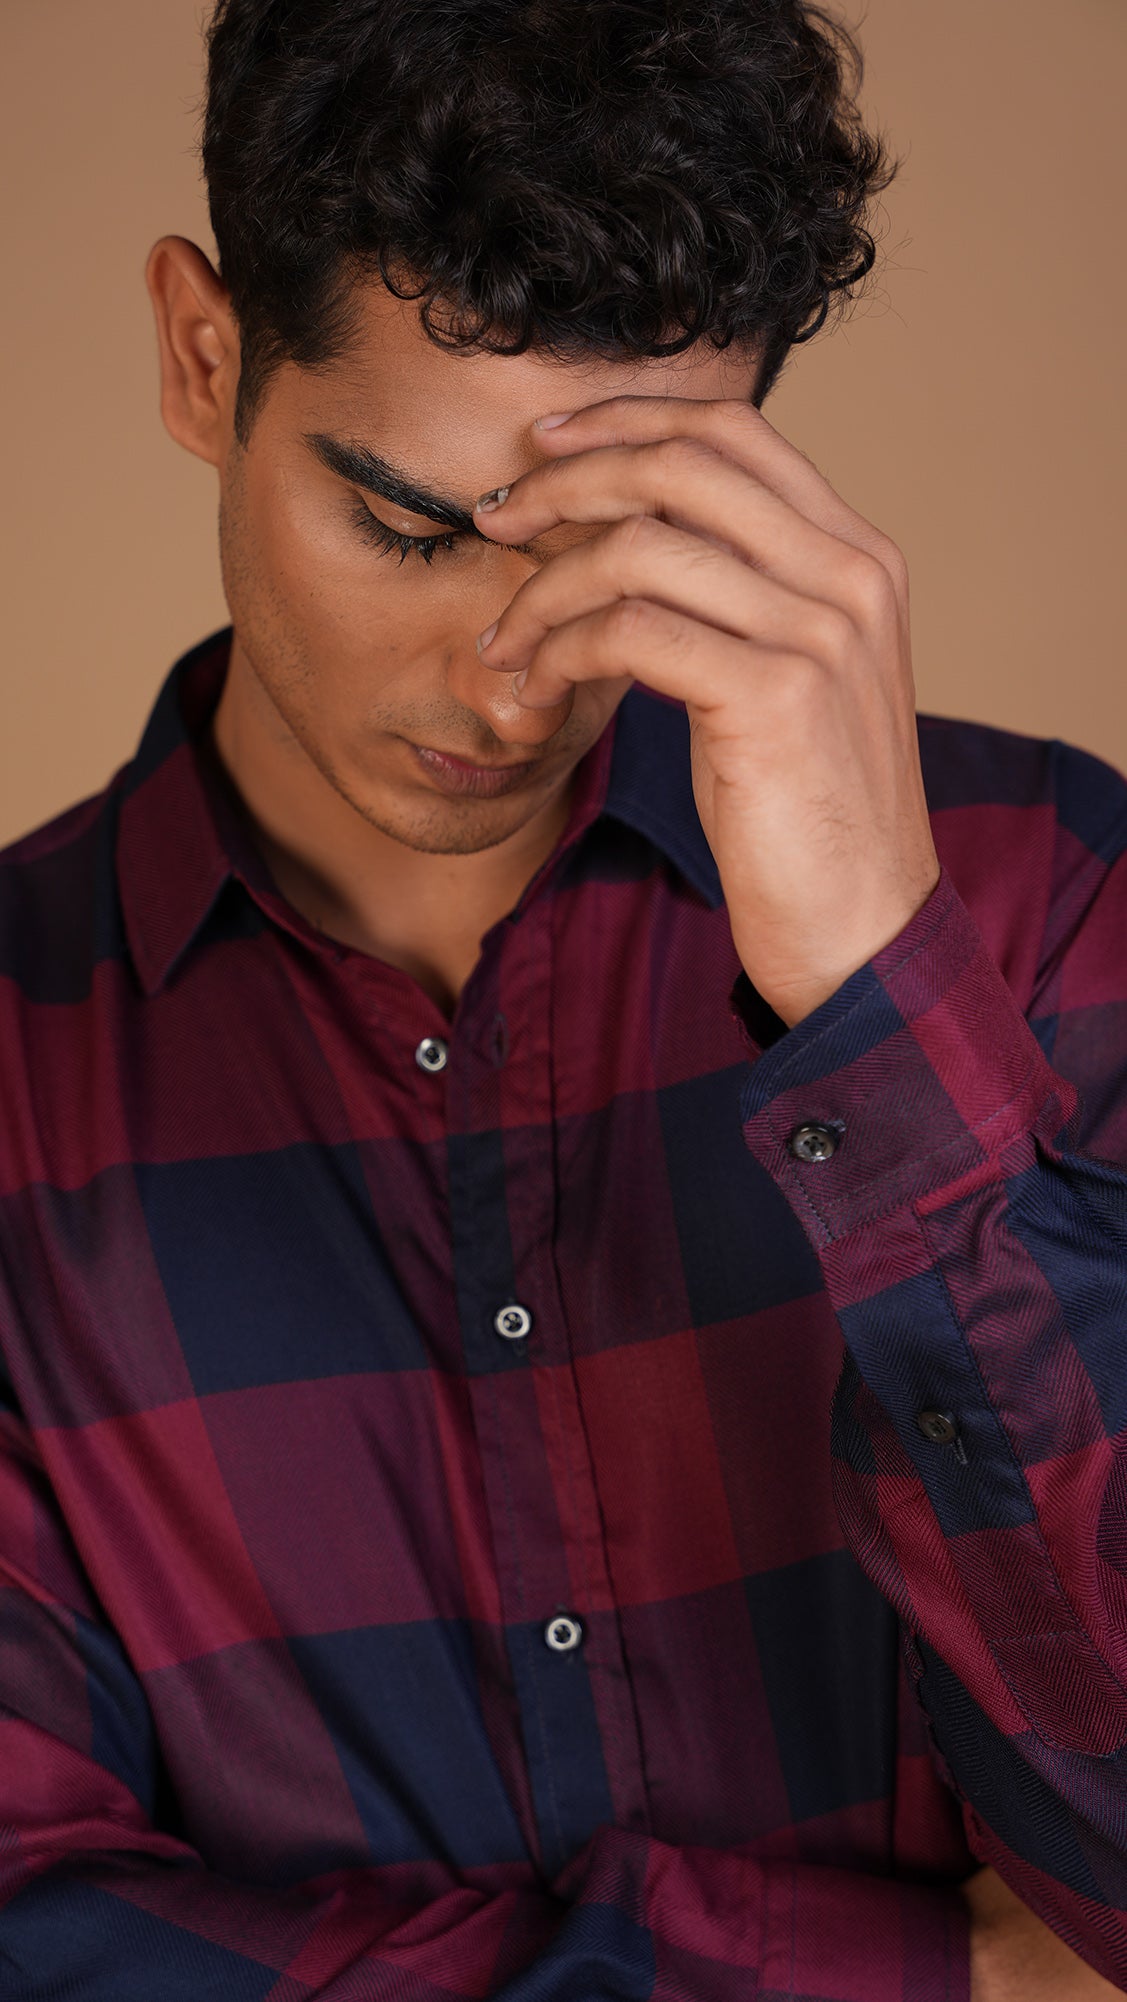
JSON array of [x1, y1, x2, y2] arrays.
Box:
[[1, 624, 1126, 2000]]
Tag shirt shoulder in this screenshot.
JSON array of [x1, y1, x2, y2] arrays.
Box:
[[918, 710, 1127, 856], [0, 773, 128, 1005], [917, 712, 1127, 1008]]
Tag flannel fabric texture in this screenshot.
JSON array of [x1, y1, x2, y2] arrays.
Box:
[[0, 626, 1125, 1998]]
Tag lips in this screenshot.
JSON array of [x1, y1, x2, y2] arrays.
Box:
[[421, 750, 535, 772], [408, 742, 541, 797]]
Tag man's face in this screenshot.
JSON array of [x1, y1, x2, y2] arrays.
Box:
[[214, 271, 762, 861]]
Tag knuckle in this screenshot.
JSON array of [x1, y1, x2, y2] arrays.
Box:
[[884, 541, 911, 601], [876, 531, 908, 576], [610, 511, 662, 559], [653, 434, 715, 479], [606, 594, 656, 646], [593, 394, 635, 420], [498, 576, 537, 633], [761, 652, 824, 726], [806, 601, 856, 660], [716, 398, 763, 438], [846, 548, 900, 621]]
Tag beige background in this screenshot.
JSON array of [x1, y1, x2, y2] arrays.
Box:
[[1, 0, 1124, 849]]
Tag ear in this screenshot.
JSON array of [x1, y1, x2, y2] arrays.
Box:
[[144, 236, 240, 467]]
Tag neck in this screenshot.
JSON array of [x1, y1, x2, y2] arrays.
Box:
[[209, 635, 574, 966]]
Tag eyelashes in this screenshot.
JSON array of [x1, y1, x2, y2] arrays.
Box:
[[349, 498, 467, 567]]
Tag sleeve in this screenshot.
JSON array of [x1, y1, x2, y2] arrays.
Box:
[[730, 738, 1127, 1992], [0, 1371, 972, 2000]]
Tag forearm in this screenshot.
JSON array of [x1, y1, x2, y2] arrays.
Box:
[[965, 1868, 1126, 2001], [733, 852, 1127, 1984], [0, 1823, 974, 2002]]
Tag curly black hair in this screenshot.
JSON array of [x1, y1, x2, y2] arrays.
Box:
[[200, 0, 903, 449]]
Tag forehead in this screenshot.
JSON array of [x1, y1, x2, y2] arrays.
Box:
[[284, 273, 761, 463]]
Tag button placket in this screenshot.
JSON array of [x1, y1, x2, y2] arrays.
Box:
[[494, 1303, 533, 1343], [916, 1407, 968, 1465], [442, 894, 641, 1867], [916, 1409, 957, 1445], [544, 1614, 584, 1654]]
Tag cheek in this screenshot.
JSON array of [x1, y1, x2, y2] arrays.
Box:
[[235, 461, 553, 682], [268, 489, 481, 647], [267, 489, 378, 637]]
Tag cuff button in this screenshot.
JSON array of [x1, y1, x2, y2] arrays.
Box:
[[788, 1122, 841, 1163], [917, 1409, 959, 1446]]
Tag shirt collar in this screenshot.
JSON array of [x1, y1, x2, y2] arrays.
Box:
[[117, 625, 724, 996]]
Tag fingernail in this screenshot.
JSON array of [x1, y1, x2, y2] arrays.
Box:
[[475, 486, 509, 513], [476, 621, 499, 653], [535, 413, 574, 430], [514, 667, 530, 692]]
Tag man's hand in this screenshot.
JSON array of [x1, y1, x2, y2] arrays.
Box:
[[474, 395, 941, 1028], [965, 1865, 1124, 1999]]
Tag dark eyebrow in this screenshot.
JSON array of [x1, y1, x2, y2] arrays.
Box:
[[304, 432, 556, 564], [303, 429, 483, 533], [303, 430, 542, 562]]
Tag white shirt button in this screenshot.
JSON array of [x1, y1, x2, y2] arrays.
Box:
[[494, 1304, 533, 1342], [415, 1037, 449, 1074], [544, 1615, 584, 1653]]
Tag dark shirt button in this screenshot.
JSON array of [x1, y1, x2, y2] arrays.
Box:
[[788, 1122, 841, 1163], [544, 1615, 584, 1653], [916, 1409, 959, 1446]]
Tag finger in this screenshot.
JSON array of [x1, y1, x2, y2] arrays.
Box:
[[477, 511, 839, 676], [506, 593, 782, 714], [531, 394, 906, 575], [476, 435, 882, 615], [532, 394, 889, 552]]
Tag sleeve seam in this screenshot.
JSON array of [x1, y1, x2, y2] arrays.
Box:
[[770, 1049, 1045, 1244], [914, 1201, 1127, 1752]]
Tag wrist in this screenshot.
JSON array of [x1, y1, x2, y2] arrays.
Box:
[[963, 1867, 1121, 2001]]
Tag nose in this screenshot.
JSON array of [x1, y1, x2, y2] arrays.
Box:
[[474, 654, 574, 748], [459, 545, 579, 745]]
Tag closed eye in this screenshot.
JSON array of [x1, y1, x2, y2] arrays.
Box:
[[350, 499, 469, 567]]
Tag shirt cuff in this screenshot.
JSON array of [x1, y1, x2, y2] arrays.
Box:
[[729, 865, 1081, 1249]]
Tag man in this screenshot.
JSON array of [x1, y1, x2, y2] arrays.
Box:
[[0, 0, 1124, 1995]]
